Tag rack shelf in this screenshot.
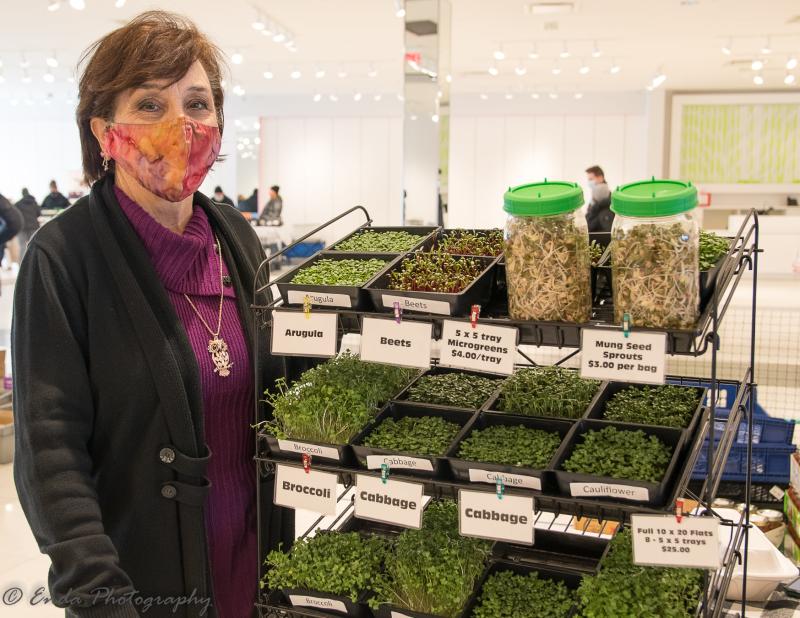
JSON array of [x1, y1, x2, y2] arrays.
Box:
[[251, 207, 760, 618]]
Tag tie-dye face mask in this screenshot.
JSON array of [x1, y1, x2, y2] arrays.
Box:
[[103, 116, 221, 202]]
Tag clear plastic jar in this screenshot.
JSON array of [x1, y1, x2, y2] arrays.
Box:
[[503, 181, 592, 323], [610, 179, 699, 329]]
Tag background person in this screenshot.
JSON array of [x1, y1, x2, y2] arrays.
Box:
[[12, 11, 292, 617], [212, 185, 234, 207], [585, 165, 614, 245], [41, 179, 70, 210], [258, 184, 283, 225], [15, 188, 41, 258], [0, 193, 23, 271]]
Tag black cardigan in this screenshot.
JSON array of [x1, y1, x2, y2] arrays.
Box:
[[12, 175, 294, 618]]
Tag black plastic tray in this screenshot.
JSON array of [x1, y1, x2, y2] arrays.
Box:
[[434, 228, 505, 257], [700, 243, 735, 309], [281, 588, 369, 617], [462, 560, 584, 618], [366, 255, 500, 317], [447, 413, 573, 493], [329, 226, 440, 255], [552, 419, 686, 507], [492, 528, 610, 573], [275, 252, 400, 310], [393, 366, 505, 412], [585, 381, 706, 441], [483, 372, 604, 422], [261, 432, 356, 466], [350, 403, 475, 477]]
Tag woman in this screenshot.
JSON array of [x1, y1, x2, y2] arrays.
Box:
[[13, 11, 293, 618]]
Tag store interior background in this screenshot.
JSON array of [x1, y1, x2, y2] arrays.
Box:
[[0, 0, 799, 614]]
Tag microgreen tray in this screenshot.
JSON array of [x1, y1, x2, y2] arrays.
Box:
[[492, 528, 610, 573], [461, 560, 585, 618], [447, 413, 573, 493], [552, 419, 686, 507], [435, 228, 505, 257], [260, 431, 356, 466], [329, 225, 440, 255], [350, 403, 475, 478], [700, 245, 735, 310], [366, 255, 500, 318], [275, 252, 401, 310], [585, 381, 706, 439], [394, 366, 504, 412]]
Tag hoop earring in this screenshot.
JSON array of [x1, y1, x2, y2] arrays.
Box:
[[102, 153, 110, 172]]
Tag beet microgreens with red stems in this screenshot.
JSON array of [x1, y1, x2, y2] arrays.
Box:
[[388, 251, 484, 293], [439, 229, 505, 257]]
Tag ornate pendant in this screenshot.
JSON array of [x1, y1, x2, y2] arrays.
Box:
[[207, 337, 233, 377]]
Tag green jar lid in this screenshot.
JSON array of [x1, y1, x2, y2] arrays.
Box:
[[611, 178, 698, 217], [503, 180, 584, 216]]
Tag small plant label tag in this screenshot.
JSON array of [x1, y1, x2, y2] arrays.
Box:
[[288, 595, 347, 613], [580, 329, 667, 384], [277, 440, 341, 461], [366, 454, 434, 472], [360, 317, 433, 369], [570, 482, 649, 501], [274, 464, 338, 515], [390, 612, 414, 618], [287, 290, 352, 308], [381, 294, 452, 316], [630, 514, 721, 569], [468, 468, 541, 491], [439, 320, 518, 376], [271, 310, 337, 357], [458, 489, 535, 545], [355, 474, 424, 529]]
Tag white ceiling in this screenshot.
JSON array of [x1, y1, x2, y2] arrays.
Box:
[[451, 0, 800, 95], [0, 0, 798, 108]]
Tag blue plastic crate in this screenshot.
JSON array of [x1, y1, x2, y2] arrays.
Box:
[[692, 442, 796, 483], [284, 242, 325, 259]]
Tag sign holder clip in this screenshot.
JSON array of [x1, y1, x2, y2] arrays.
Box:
[[393, 301, 403, 324], [302, 453, 312, 474], [380, 463, 390, 484], [675, 498, 684, 523], [470, 304, 481, 329], [496, 476, 505, 500], [622, 312, 631, 338], [303, 295, 312, 319]]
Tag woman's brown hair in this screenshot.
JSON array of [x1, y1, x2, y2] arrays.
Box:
[[77, 11, 226, 184]]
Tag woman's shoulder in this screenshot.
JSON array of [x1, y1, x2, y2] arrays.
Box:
[[29, 195, 94, 255]]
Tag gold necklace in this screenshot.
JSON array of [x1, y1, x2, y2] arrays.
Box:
[[183, 236, 233, 378]]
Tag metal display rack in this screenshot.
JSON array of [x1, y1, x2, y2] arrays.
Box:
[[251, 207, 760, 618]]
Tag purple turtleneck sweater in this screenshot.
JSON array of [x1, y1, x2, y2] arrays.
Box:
[[115, 186, 257, 618]]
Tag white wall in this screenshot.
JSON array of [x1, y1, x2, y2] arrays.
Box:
[[258, 114, 404, 235], [447, 92, 652, 228], [403, 115, 440, 224]]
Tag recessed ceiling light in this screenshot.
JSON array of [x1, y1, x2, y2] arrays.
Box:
[[353, 92, 362, 101], [505, 93, 513, 100], [69, 0, 85, 9], [231, 52, 243, 65], [445, 74, 452, 83], [395, 0, 405, 18], [46, 55, 58, 68], [514, 65, 527, 76], [760, 38, 772, 54], [367, 67, 378, 78], [531, 92, 540, 99], [263, 70, 273, 79], [574, 92, 583, 99], [431, 113, 439, 123], [721, 38, 732, 55], [528, 44, 539, 60], [579, 63, 590, 75], [232, 84, 245, 96], [493, 48, 506, 61], [47, 0, 61, 11], [337, 69, 348, 79], [549, 92, 558, 99], [591, 41, 602, 58], [410, 114, 417, 120], [290, 69, 302, 80], [488, 66, 499, 76], [787, 57, 798, 70], [784, 74, 795, 85], [273, 32, 286, 43], [751, 59, 764, 71], [252, 18, 265, 31], [560, 43, 570, 59], [396, 93, 405, 102], [610, 62, 621, 74], [753, 74, 764, 85], [374, 94, 382, 101], [479, 93, 488, 100], [43, 72, 55, 83], [651, 72, 667, 88], [315, 68, 326, 79], [551, 65, 562, 75], [313, 94, 322, 102], [329, 94, 339, 102]]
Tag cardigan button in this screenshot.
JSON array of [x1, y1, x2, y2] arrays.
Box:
[[161, 484, 177, 499], [159, 447, 176, 464], [222, 275, 232, 287]]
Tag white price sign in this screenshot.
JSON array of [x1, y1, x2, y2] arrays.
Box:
[[631, 514, 721, 569], [274, 464, 338, 516], [355, 474, 424, 529], [580, 329, 667, 384], [360, 317, 432, 369], [439, 321, 517, 376], [458, 489, 535, 545], [271, 310, 337, 357]]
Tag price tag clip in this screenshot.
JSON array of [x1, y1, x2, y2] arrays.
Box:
[[675, 498, 684, 523], [380, 463, 390, 484], [622, 312, 631, 338], [302, 453, 312, 474], [393, 301, 403, 324], [303, 295, 312, 319], [496, 476, 505, 500], [470, 305, 481, 329]]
